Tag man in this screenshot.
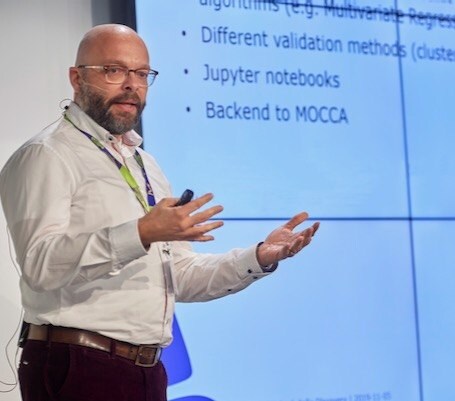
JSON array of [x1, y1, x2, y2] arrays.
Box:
[[0, 24, 319, 401]]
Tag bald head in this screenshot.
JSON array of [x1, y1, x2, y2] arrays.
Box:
[[69, 24, 151, 135], [75, 24, 149, 66]]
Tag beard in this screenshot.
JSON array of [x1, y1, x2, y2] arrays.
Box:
[[78, 83, 146, 135]]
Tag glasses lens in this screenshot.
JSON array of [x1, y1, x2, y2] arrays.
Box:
[[105, 66, 127, 84], [135, 70, 153, 87], [145, 71, 158, 87], [103, 66, 158, 87]]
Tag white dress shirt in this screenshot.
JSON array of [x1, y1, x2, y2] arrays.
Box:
[[0, 102, 272, 346]]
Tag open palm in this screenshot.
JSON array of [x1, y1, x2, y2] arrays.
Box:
[[257, 212, 320, 267]]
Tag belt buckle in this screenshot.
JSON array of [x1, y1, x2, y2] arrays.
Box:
[[135, 345, 162, 367]]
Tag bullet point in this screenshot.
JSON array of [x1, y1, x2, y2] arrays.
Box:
[[184, 69, 189, 74], [182, 30, 186, 36], [186, 107, 191, 112]]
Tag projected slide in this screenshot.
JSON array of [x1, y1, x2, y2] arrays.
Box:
[[136, 1, 455, 400], [413, 221, 455, 400], [174, 220, 419, 401], [138, 0, 414, 219], [399, 0, 455, 217]]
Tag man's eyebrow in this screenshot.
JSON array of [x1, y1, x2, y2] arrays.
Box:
[[103, 60, 151, 69]]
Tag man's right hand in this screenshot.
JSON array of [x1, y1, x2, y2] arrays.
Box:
[[138, 193, 224, 247]]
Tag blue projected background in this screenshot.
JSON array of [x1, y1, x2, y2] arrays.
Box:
[[136, 1, 455, 400]]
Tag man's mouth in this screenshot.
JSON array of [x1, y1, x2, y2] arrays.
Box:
[[111, 101, 139, 113]]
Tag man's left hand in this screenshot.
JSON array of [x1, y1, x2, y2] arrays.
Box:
[[256, 212, 319, 268]]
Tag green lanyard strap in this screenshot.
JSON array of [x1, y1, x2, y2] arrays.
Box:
[[65, 114, 155, 213]]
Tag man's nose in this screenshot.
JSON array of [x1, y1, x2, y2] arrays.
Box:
[[121, 70, 140, 91]]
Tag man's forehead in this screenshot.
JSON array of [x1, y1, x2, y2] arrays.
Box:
[[76, 25, 149, 65], [90, 46, 150, 66]]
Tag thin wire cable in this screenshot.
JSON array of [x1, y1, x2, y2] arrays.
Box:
[[0, 103, 66, 393], [0, 227, 23, 392], [0, 309, 23, 392]]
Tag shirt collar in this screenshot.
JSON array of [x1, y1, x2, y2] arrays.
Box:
[[65, 101, 143, 149]]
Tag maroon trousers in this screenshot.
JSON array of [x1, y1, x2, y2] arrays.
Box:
[[19, 340, 168, 401]]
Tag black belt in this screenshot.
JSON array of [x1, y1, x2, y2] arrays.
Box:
[[27, 324, 162, 367]]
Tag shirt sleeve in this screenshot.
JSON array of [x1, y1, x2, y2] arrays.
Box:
[[171, 240, 274, 302], [0, 143, 147, 292]]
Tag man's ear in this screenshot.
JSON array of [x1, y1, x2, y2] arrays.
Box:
[[69, 67, 82, 93]]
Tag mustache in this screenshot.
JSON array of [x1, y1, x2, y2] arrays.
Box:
[[79, 79, 144, 109], [108, 93, 142, 109]]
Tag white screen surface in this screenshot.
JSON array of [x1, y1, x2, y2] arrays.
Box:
[[136, 1, 455, 400]]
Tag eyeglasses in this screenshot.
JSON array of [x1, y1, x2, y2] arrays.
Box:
[[77, 65, 159, 87]]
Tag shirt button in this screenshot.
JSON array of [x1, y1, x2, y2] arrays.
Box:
[[253, 276, 258, 280], [247, 269, 253, 274]]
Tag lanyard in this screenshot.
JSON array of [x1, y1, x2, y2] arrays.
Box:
[[64, 115, 156, 213]]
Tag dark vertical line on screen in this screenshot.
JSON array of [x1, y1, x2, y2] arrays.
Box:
[[394, 1, 424, 400]]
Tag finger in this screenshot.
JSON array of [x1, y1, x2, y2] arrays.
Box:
[[287, 237, 305, 255], [199, 220, 224, 232], [289, 236, 305, 250], [288, 229, 315, 254], [312, 222, 320, 236], [289, 225, 315, 243], [283, 211, 309, 231], [185, 220, 224, 240], [189, 205, 224, 225], [193, 235, 215, 242], [181, 193, 215, 213]]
